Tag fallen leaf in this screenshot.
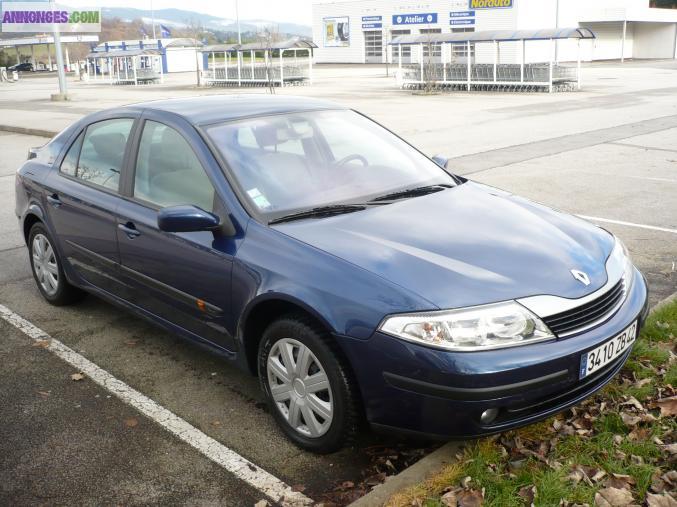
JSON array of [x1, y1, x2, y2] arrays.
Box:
[[124, 417, 138, 428], [291, 484, 305, 492], [594, 487, 634, 506], [254, 501, 269, 507], [461, 476, 472, 488], [662, 443, 677, 455], [646, 492, 677, 507], [124, 340, 138, 347], [604, 473, 635, 490], [621, 412, 641, 426], [518, 485, 537, 506], [457, 489, 483, 507], [634, 378, 652, 388], [621, 396, 645, 411], [441, 490, 459, 506], [70, 372, 85, 381], [32, 339, 50, 348], [36, 390, 50, 398], [649, 396, 677, 417]]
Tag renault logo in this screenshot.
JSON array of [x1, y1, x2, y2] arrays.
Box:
[[571, 269, 591, 286]]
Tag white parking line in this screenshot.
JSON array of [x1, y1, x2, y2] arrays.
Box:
[[577, 215, 677, 235], [0, 303, 313, 507]]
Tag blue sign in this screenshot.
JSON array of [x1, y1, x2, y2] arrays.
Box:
[[450, 11, 475, 17], [449, 18, 475, 25], [362, 23, 382, 29], [362, 15, 382, 21], [392, 13, 438, 25]]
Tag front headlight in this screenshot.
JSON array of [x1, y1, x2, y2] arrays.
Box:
[[379, 301, 554, 351], [611, 236, 634, 287]]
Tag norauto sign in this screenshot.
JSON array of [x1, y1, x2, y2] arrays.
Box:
[[1, 2, 101, 32], [469, 0, 513, 8]]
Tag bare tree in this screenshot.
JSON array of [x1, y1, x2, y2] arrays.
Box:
[[257, 25, 283, 94], [185, 18, 205, 86]]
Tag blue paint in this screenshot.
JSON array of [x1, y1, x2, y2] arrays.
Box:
[[392, 12, 438, 25], [450, 18, 476, 25]]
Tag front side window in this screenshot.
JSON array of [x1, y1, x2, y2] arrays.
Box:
[[133, 121, 215, 212], [206, 109, 455, 219], [75, 118, 134, 190]]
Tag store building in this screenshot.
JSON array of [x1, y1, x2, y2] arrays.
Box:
[[312, 0, 677, 63], [89, 38, 202, 73]]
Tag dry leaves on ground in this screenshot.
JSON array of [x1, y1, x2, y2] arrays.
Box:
[[70, 372, 85, 381]]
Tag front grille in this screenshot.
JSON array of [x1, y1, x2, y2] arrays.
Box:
[[543, 278, 626, 337]]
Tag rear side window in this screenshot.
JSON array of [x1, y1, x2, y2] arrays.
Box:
[[71, 118, 134, 191], [133, 120, 215, 212], [59, 131, 84, 177]]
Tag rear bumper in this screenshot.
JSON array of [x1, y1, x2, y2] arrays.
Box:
[[337, 268, 649, 439]]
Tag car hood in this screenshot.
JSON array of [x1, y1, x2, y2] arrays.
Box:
[[273, 182, 614, 310]]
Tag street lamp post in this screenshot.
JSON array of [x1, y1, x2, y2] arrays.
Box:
[[235, 0, 241, 45], [51, 0, 68, 100]]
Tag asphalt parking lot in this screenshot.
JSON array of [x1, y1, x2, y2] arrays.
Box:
[[0, 61, 675, 505]]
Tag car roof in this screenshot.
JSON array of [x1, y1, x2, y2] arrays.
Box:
[[122, 94, 345, 126]]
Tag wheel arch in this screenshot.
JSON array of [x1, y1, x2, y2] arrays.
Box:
[[22, 204, 46, 244], [239, 293, 338, 376]]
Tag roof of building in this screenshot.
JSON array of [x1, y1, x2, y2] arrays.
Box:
[[86, 48, 163, 59], [93, 38, 202, 51], [202, 37, 317, 53], [390, 27, 596, 45], [118, 95, 341, 125]]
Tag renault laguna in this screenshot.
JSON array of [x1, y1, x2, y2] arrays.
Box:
[[15, 96, 649, 453]]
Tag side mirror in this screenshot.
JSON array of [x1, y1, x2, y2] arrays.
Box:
[[157, 205, 221, 233], [432, 154, 449, 169]]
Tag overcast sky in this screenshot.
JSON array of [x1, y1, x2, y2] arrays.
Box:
[[61, 0, 314, 25]]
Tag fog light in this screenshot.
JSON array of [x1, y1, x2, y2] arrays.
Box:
[[480, 408, 499, 425]]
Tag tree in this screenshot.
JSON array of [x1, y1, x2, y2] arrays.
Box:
[[185, 18, 205, 86], [257, 25, 283, 94]]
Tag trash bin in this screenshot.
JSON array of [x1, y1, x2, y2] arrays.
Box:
[[0, 67, 7, 82], [12, 70, 19, 81]]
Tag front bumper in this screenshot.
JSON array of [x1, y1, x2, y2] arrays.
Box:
[[337, 268, 649, 439]]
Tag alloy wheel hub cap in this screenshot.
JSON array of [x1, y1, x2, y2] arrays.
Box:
[[266, 338, 333, 438]]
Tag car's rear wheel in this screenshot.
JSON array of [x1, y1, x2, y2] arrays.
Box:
[[258, 315, 358, 453], [28, 223, 84, 306]]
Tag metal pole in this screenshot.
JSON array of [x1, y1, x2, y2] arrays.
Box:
[[621, 19, 627, 63], [521, 39, 525, 83], [420, 44, 424, 83], [65, 45, 70, 72], [250, 50, 254, 82], [51, 0, 67, 97], [47, 45, 52, 70], [237, 51, 241, 86], [442, 42, 446, 82], [16, 47, 21, 66], [235, 0, 242, 45], [577, 38, 581, 90], [151, 0, 156, 40], [554, 0, 560, 62], [133, 56, 138, 85], [279, 48, 284, 87], [493, 40, 497, 82], [549, 38, 554, 93], [466, 40, 471, 91]]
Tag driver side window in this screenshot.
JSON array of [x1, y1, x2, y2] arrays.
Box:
[[133, 121, 215, 212]]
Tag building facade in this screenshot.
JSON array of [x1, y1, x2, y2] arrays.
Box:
[[312, 0, 677, 63], [90, 38, 201, 73]]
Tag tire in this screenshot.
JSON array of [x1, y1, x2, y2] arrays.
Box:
[[28, 222, 85, 306], [258, 315, 359, 453]]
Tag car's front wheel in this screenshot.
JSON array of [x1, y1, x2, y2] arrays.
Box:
[[258, 315, 358, 453], [28, 223, 84, 306]]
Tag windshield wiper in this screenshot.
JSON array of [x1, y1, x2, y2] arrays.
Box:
[[369, 184, 453, 203], [269, 204, 367, 225]]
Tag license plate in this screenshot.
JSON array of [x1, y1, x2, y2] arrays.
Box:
[[579, 321, 637, 379]]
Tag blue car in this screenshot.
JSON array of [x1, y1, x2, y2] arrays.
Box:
[[15, 95, 648, 453]]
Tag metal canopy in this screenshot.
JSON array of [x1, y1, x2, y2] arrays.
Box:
[[86, 48, 162, 59], [202, 38, 317, 53], [390, 27, 596, 45]]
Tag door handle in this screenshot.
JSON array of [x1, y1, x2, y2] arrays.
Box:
[[118, 222, 141, 239], [46, 193, 62, 208]]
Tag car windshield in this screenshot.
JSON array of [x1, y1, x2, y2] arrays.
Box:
[[205, 109, 455, 221]]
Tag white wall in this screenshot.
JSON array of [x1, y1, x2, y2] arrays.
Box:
[[633, 22, 677, 58], [166, 47, 199, 73], [311, 0, 677, 63]]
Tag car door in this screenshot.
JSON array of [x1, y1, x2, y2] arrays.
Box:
[[43, 116, 137, 295], [116, 113, 236, 351]]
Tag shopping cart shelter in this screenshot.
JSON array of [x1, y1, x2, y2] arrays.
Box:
[[391, 28, 596, 92], [201, 38, 316, 87]]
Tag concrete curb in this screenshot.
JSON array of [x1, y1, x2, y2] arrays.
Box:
[[651, 291, 677, 313], [348, 441, 463, 507], [0, 125, 57, 138], [350, 290, 677, 507]]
